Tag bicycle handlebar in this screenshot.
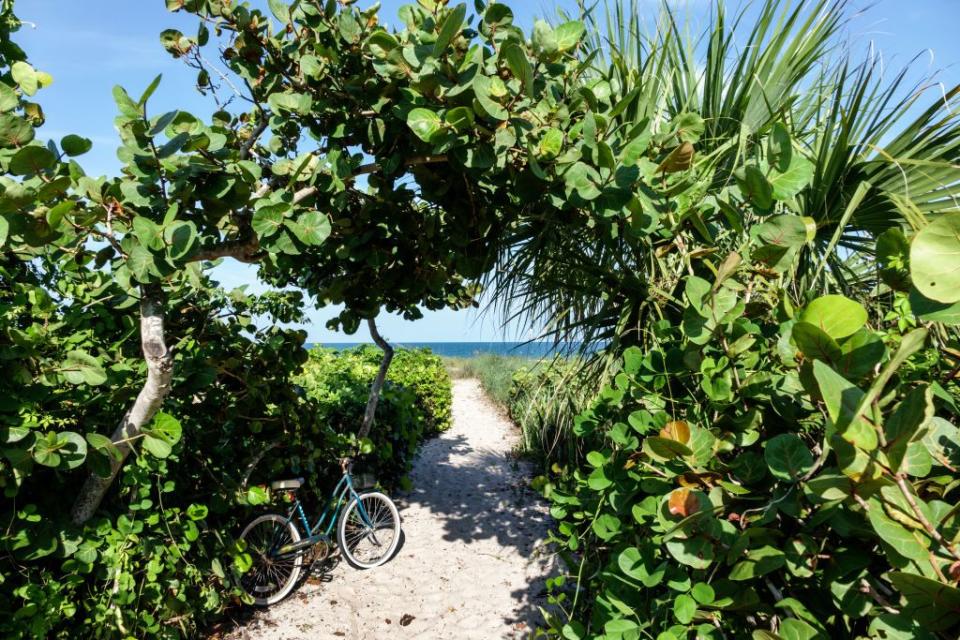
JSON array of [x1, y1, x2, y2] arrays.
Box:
[[339, 457, 353, 474]]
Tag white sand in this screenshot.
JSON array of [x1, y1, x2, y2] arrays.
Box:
[[226, 379, 555, 640]]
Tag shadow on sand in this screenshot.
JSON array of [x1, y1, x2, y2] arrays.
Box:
[[398, 432, 558, 631]]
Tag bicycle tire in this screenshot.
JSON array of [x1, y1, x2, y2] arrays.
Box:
[[337, 492, 401, 569], [238, 513, 304, 605]]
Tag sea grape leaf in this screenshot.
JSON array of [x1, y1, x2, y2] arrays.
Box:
[[60, 134, 92, 157], [812, 361, 877, 451], [729, 546, 786, 580], [286, 212, 331, 246], [10, 146, 56, 175], [791, 322, 841, 362], [909, 287, 960, 325], [910, 213, 960, 303], [406, 107, 443, 143], [866, 497, 929, 561], [61, 350, 107, 386], [877, 228, 912, 291], [643, 436, 693, 460], [739, 165, 773, 209], [764, 433, 814, 482], [501, 41, 534, 98], [888, 572, 960, 631], [885, 386, 934, 473], [164, 220, 198, 260], [768, 155, 814, 200], [799, 295, 867, 339], [554, 20, 585, 52], [252, 204, 286, 239]]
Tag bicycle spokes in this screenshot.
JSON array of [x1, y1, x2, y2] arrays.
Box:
[[241, 519, 301, 599], [342, 495, 397, 565]]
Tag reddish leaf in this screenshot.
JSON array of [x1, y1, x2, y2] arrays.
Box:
[[668, 488, 699, 517]]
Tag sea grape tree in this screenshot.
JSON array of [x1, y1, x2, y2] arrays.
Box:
[[1, 0, 599, 522]]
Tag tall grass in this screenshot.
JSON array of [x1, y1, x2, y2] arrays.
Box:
[[443, 353, 531, 406]]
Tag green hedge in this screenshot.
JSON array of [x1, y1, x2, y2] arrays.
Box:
[[535, 282, 960, 638], [295, 345, 452, 488]]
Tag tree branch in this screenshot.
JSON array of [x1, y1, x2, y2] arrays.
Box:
[[71, 288, 175, 524], [239, 114, 270, 160], [353, 154, 449, 177], [190, 237, 262, 264], [357, 317, 394, 442]]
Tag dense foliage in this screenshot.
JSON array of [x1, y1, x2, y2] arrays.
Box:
[[3, 0, 960, 637], [1, 304, 449, 638], [535, 226, 960, 638], [297, 345, 452, 487]]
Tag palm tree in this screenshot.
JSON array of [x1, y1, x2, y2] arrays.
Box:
[[488, 0, 960, 368]]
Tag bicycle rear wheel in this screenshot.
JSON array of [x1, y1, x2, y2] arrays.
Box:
[[238, 514, 304, 605], [337, 492, 400, 569]]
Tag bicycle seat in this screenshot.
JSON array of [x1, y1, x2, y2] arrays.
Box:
[[270, 478, 304, 491]]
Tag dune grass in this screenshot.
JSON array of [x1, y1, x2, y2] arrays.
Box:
[[442, 353, 533, 408]]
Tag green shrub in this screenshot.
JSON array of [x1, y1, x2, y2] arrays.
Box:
[[0, 283, 450, 639], [295, 345, 452, 487], [538, 265, 960, 638]]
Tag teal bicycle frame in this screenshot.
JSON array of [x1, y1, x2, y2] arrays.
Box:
[[272, 471, 377, 558]]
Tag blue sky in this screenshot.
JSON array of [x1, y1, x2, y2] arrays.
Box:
[[16, 0, 960, 343]]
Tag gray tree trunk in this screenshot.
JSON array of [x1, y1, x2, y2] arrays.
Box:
[[71, 290, 174, 524], [357, 317, 394, 441]]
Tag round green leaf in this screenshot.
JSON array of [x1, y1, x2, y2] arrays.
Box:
[[142, 434, 171, 458], [769, 155, 814, 200], [150, 411, 182, 445], [406, 108, 442, 143], [61, 350, 107, 386], [58, 431, 87, 470], [691, 582, 715, 605], [911, 213, 960, 303], [0, 83, 18, 111], [674, 593, 697, 624], [472, 75, 508, 121], [799, 294, 867, 339], [791, 321, 841, 362], [9, 146, 56, 176], [164, 220, 198, 259], [132, 216, 164, 250], [910, 287, 960, 325], [877, 228, 912, 291], [444, 107, 474, 134], [286, 212, 331, 246], [665, 535, 714, 569], [60, 134, 92, 156], [0, 114, 35, 148], [554, 20, 585, 52], [11, 61, 38, 96], [252, 204, 287, 239], [765, 433, 814, 482]]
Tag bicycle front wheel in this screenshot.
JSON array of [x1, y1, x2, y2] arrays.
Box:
[[238, 514, 304, 605], [337, 492, 400, 569]]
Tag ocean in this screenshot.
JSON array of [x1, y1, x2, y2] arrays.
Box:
[[308, 342, 573, 358]]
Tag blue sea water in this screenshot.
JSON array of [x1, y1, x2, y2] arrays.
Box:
[[308, 341, 573, 358]]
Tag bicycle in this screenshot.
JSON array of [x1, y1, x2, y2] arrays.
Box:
[[237, 457, 401, 605]]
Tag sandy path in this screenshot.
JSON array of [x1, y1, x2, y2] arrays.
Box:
[[227, 379, 554, 640]]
